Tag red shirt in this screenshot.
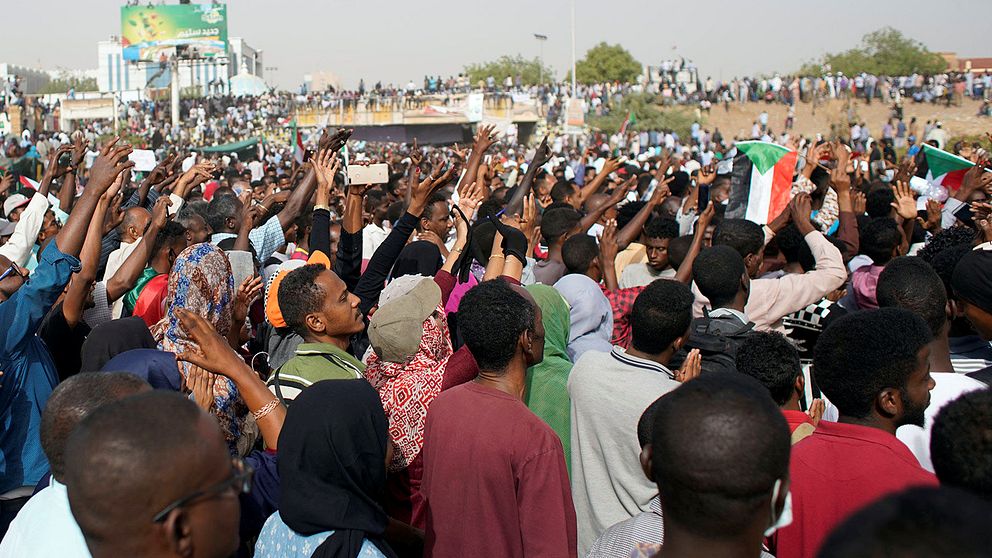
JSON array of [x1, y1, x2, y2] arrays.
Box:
[[782, 409, 814, 433], [421, 382, 577, 558], [775, 420, 938, 558], [600, 284, 646, 348]]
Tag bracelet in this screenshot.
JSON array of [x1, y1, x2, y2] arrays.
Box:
[[252, 399, 281, 421], [490, 254, 505, 259], [315, 204, 330, 211], [450, 246, 463, 253]]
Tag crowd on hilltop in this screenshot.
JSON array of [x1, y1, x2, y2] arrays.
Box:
[[0, 55, 992, 558]]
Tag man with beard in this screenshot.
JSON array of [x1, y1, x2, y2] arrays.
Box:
[[775, 308, 938, 558]]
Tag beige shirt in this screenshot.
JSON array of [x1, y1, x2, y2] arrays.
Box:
[[693, 230, 846, 332]]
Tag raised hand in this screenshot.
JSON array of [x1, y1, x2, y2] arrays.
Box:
[[409, 138, 423, 168], [150, 195, 172, 229], [318, 128, 353, 153], [676, 348, 702, 383], [312, 148, 340, 190], [474, 124, 499, 153], [918, 198, 942, 231], [70, 135, 90, 169], [232, 275, 263, 332], [44, 145, 75, 181], [531, 135, 552, 168], [598, 218, 619, 264], [88, 137, 135, 193], [450, 142, 469, 163], [790, 192, 814, 233], [651, 175, 674, 205], [807, 398, 825, 426], [0, 173, 14, 196], [186, 365, 217, 412], [890, 181, 918, 221], [175, 308, 252, 379], [456, 180, 485, 218], [830, 142, 852, 193], [697, 163, 717, 186]]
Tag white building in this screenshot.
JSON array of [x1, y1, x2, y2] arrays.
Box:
[[97, 36, 264, 96], [0, 63, 51, 94]]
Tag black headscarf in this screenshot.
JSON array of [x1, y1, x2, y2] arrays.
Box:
[[79, 316, 157, 372], [278, 379, 397, 558], [953, 249, 992, 313], [390, 240, 443, 278]]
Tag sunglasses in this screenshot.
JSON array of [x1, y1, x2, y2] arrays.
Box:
[[152, 457, 254, 523]]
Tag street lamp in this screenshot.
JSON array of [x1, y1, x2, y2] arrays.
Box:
[[534, 33, 548, 85]]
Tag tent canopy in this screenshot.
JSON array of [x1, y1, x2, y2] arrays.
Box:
[[193, 137, 261, 157], [229, 73, 269, 97]]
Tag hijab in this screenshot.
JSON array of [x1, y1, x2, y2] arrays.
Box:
[[554, 273, 614, 361], [151, 243, 249, 453], [278, 379, 397, 558], [80, 316, 157, 372], [100, 348, 182, 391], [364, 302, 452, 473], [390, 240, 443, 278], [524, 284, 573, 469]]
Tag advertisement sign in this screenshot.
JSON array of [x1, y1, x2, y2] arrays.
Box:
[[121, 4, 228, 61]]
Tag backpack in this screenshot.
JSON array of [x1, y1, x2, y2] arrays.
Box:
[[672, 309, 755, 375]]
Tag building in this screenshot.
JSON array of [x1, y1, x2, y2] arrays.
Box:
[[97, 35, 264, 96], [940, 52, 992, 74], [0, 63, 51, 95]]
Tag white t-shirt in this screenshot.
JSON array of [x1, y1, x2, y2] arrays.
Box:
[[0, 479, 90, 558], [896, 371, 987, 472]]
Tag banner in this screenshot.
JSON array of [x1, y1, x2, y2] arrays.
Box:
[[121, 4, 228, 62]]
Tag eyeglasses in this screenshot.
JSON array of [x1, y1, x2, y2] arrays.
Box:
[[0, 263, 23, 282], [152, 457, 254, 523]]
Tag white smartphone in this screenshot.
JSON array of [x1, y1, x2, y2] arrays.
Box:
[[347, 163, 389, 185]]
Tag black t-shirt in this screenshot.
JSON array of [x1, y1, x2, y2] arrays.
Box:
[[38, 301, 91, 382]]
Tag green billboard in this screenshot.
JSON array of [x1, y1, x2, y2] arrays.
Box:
[[121, 3, 228, 61]]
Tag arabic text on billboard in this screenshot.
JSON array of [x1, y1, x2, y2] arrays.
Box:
[[121, 4, 228, 62]]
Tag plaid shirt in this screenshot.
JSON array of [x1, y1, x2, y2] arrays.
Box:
[[601, 284, 646, 349]]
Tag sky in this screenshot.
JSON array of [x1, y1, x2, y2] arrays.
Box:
[[6, 0, 992, 90]]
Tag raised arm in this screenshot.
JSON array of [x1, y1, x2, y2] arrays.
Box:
[[598, 219, 620, 292], [57, 138, 135, 258], [105, 196, 171, 303], [616, 176, 673, 249], [176, 309, 286, 450], [59, 136, 90, 213], [456, 125, 498, 194], [62, 178, 119, 327], [675, 203, 716, 284], [505, 136, 552, 217], [576, 156, 622, 205]]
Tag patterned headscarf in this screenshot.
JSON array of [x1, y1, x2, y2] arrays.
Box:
[[364, 305, 452, 472], [152, 243, 250, 454]]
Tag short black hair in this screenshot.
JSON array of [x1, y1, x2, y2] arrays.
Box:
[[876, 256, 947, 337], [865, 186, 896, 218], [420, 193, 448, 221], [630, 280, 694, 355], [617, 201, 647, 231], [667, 235, 693, 270], [206, 193, 241, 232], [917, 226, 977, 264], [813, 308, 932, 419], [668, 171, 690, 197], [550, 180, 577, 203], [930, 245, 972, 299], [562, 234, 599, 274], [64, 391, 211, 545], [692, 245, 746, 308], [931, 389, 992, 501], [775, 224, 804, 264], [457, 280, 535, 372], [541, 207, 581, 244], [713, 219, 764, 258], [798, 234, 847, 272], [859, 217, 901, 265], [644, 217, 679, 241], [175, 207, 206, 231], [817, 487, 992, 558], [637, 396, 666, 448], [652, 373, 790, 538], [41, 372, 149, 480], [152, 221, 187, 255], [735, 331, 801, 406], [278, 264, 326, 336]]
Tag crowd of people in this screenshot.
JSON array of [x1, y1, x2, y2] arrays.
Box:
[[0, 73, 990, 558]]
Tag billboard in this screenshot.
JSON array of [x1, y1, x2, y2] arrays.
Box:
[[121, 4, 228, 62]]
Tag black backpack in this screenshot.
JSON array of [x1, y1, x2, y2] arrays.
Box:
[[671, 309, 755, 375]]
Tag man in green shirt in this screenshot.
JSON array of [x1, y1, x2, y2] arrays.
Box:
[[122, 222, 187, 314], [268, 263, 367, 402]]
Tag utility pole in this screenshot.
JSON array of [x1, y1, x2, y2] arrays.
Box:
[[170, 57, 180, 127], [570, 0, 576, 98], [534, 34, 548, 85]]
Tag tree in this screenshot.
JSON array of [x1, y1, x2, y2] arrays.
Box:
[[464, 55, 555, 86], [574, 42, 642, 84], [587, 93, 696, 138], [38, 77, 98, 95], [799, 27, 946, 76]]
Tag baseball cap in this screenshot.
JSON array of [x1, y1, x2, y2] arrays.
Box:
[[368, 278, 441, 363], [4, 194, 29, 218], [952, 249, 992, 313]]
